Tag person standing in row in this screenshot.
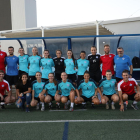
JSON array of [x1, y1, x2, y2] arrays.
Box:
[[64, 50, 76, 83], [5, 46, 19, 95], [40, 50, 54, 82], [18, 48, 29, 79], [100, 44, 115, 78], [28, 47, 41, 84], [76, 51, 89, 84], [53, 50, 65, 81]]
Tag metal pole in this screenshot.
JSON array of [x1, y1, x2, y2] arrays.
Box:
[[96, 21, 99, 53], [41, 26, 44, 56]]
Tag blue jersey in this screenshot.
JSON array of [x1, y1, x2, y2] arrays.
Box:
[[28, 55, 41, 76], [78, 79, 97, 98], [64, 58, 76, 74], [40, 58, 54, 79], [5, 55, 19, 76], [58, 80, 75, 96], [18, 54, 29, 73], [76, 59, 89, 75], [98, 78, 116, 95], [32, 80, 45, 97], [114, 55, 132, 78], [43, 81, 57, 96]]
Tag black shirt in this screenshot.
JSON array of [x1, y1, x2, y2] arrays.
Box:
[[87, 53, 101, 75], [53, 57, 65, 74], [16, 81, 32, 93]]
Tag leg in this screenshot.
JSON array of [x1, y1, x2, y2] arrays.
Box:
[[134, 93, 140, 101], [30, 99, 38, 107], [55, 94, 61, 102], [4, 96, 15, 104], [92, 98, 100, 105], [122, 94, 128, 101], [101, 95, 109, 104], [16, 98, 23, 108], [111, 94, 119, 103], [61, 96, 68, 104], [39, 94, 45, 111], [69, 90, 75, 111], [44, 95, 52, 103], [26, 93, 32, 107]]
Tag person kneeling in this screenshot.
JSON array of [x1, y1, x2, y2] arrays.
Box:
[[98, 70, 119, 110], [118, 70, 140, 111], [16, 73, 32, 112], [30, 72, 46, 111], [75, 71, 101, 109], [55, 72, 80, 112]]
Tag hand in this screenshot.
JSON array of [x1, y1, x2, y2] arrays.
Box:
[[19, 93, 23, 97], [120, 104, 124, 112], [129, 75, 132, 78], [92, 96, 97, 99]]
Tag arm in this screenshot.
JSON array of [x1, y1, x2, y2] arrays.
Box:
[[118, 91, 124, 112], [40, 89, 46, 95], [136, 84, 140, 94], [16, 89, 20, 99], [32, 90, 35, 100], [22, 88, 32, 95], [130, 65, 133, 78], [96, 88, 103, 98]]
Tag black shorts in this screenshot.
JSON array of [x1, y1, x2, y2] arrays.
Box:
[[81, 95, 92, 102], [28, 76, 36, 84], [18, 70, 28, 80], [90, 72, 101, 83], [67, 74, 77, 83], [48, 94, 55, 101], [116, 77, 123, 83], [42, 78, 49, 82], [34, 97, 40, 102], [55, 73, 61, 81], [103, 94, 115, 100], [77, 75, 84, 85], [6, 75, 18, 86], [127, 93, 136, 101], [0, 95, 8, 101]]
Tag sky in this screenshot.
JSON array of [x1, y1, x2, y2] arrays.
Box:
[[36, 0, 140, 27]]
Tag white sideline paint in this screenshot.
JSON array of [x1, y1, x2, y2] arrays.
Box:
[[49, 109, 87, 112], [0, 119, 140, 124]]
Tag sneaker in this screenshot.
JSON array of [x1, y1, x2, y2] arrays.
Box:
[[41, 106, 45, 111], [69, 107, 74, 112], [26, 107, 30, 112], [131, 103, 139, 110], [1, 105, 5, 109], [56, 104, 60, 109], [64, 103, 68, 109], [49, 105, 53, 110], [123, 103, 127, 110], [81, 104, 86, 109], [111, 104, 115, 110], [106, 103, 109, 109], [91, 104, 95, 109], [36, 104, 39, 110]]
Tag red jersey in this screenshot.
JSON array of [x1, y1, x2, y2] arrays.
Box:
[[100, 54, 115, 76], [0, 50, 7, 73], [118, 78, 137, 95], [0, 80, 10, 96]]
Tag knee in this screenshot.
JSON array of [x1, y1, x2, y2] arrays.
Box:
[[122, 94, 128, 101], [39, 94, 44, 100], [134, 94, 140, 101], [101, 98, 106, 104], [70, 90, 75, 96], [55, 95, 61, 102], [30, 101, 36, 107], [93, 98, 100, 105], [26, 93, 31, 98], [44, 98, 51, 103], [61, 97, 67, 103], [112, 95, 119, 103], [74, 99, 79, 104]]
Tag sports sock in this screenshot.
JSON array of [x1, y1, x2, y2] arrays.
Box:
[[56, 102, 60, 105], [133, 101, 137, 104], [82, 102, 86, 105], [91, 103, 94, 105], [37, 103, 39, 106], [67, 100, 70, 105], [41, 102, 44, 107], [123, 102, 126, 104], [106, 102, 109, 105], [71, 102, 74, 108], [111, 102, 114, 105], [49, 102, 52, 106]]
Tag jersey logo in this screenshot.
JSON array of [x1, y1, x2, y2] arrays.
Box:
[[129, 84, 132, 86], [34, 60, 36, 63], [90, 57, 92, 59], [58, 62, 60, 65], [60, 59, 63, 62], [13, 58, 15, 60], [48, 60, 50, 62], [124, 86, 126, 87], [117, 58, 119, 60], [67, 84, 69, 87], [39, 88, 41, 90], [89, 84, 92, 86], [46, 63, 47, 65], [69, 63, 71, 66], [0, 53, 3, 56], [81, 64, 83, 66], [122, 58, 125, 60], [37, 57, 39, 59], [93, 59, 96, 63], [23, 57, 25, 59], [2, 85, 4, 87], [84, 61, 86, 63], [96, 56, 98, 58], [42, 84, 44, 87], [55, 60, 57, 61], [109, 55, 111, 57], [112, 81, 114, 83]]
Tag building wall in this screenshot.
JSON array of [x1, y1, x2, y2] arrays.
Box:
[[0, 0, 12, 31]]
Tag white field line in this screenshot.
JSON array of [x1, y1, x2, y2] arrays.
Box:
[[49, 109, 87, 112], [0, 119, 140, 124]]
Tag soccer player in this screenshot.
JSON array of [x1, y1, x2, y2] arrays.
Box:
[[114, 47, 133, 83], [16, 73, 32, 112], [100, 44, 115, 78], [88, 46, 101, 83], [75, 71, 101, 109], [0, 44, 7, 75], [53, 50, 65, 81], [18, 48, 29, 79], [40, 50, 54, 82], [55, 72, 80, 111], [30, 72, 46, 111], [64, 50, 76, 83], [41, 73, 59, 109], [0, 70, 15, 108], [76, 51, 89, 84], [98, 70, 119, 110], [5, 46, 19, 94], [28, 47, 41, 83], [118, 70, 140, 111]]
